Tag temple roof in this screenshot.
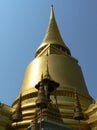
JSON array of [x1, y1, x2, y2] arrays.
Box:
[[35, 6, 70, 57]]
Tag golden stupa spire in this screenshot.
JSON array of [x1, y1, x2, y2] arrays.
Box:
[[35, 5, 70, 56], [42, 5, 64, 44]]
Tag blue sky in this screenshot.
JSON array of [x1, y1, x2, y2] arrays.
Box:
[[0, 0, 97, 105]]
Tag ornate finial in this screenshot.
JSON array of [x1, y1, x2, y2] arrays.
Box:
[[51, 5, 53, 7], [73, 89, 84, 120], [51, 5, 53, 11], [73, 89, 84, 130], [44, 61, 50, 80], [12, 94, 22, 122], [41, 73, 43, 80], [46, 60, 49, 74], [50, 4, 55, 20]]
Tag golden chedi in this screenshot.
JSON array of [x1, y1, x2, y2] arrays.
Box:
[[12, 6, 93, 130]]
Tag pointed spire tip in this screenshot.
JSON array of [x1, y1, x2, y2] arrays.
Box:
[[50, 4, 55, 20], [51, 5, 53, 8]]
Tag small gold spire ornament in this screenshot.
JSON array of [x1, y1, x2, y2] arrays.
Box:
[[73, 89, 84, 130], [12, 94, 22, 122]]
